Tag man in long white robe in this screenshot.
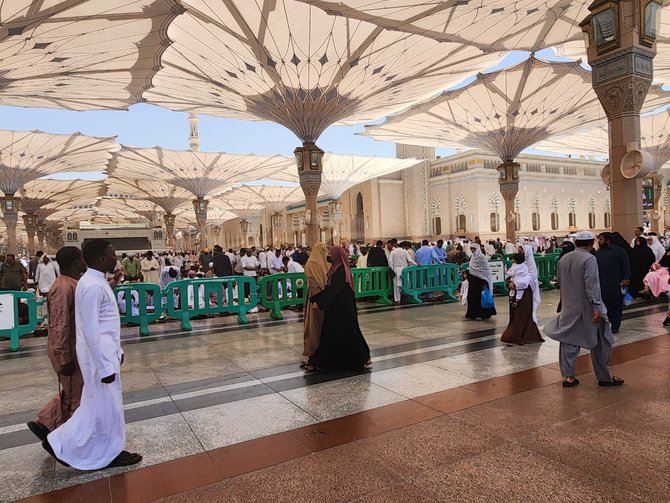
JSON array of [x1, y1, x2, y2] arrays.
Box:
[[45, 239, 142, 470]]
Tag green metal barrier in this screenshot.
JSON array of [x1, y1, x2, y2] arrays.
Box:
[[114, 283, 164, 337], [0, 291, 45, 352], [535, 255, 559, 290], [400, 264, 460, 304], [258, 273, 307, 320], [352, 267, 393, 305], [165, 276, 259, 330]]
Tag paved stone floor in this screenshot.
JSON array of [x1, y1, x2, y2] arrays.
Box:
[[1, 292, 668, 503]]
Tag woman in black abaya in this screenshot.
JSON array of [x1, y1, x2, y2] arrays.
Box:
[[465, 244, 496, 320], [307, 246, 371, 372]]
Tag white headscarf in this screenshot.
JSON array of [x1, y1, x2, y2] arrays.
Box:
[[648, 236, 665, 262], [469, 245, 493, 290], [522, 244, 541, 323]]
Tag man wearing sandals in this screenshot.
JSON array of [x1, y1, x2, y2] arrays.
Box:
[[544, 231, 624, 388], [43, 239, 142, 469]]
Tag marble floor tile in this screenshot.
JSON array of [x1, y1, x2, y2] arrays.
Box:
[[280, 375, 406, 422], [368, 363, 476, 398], [412, 444, 638, 503], [0, 443, 55, 503], [181, 394, 316, 451], [152, 360, 245, 387]]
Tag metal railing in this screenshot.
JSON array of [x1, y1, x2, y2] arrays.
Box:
[[0, 291, 46, 352], [258, 273, 307, 320], [400, 264, 460, 304]]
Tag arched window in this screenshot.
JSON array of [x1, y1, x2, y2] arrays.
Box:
[[490, 213, 499, 232], [433, 216, 442, 235], [604, 212, 611, 228], [457, 214, 466, 233], [532, 212, 540, 231], [551, 213, 559, 231]]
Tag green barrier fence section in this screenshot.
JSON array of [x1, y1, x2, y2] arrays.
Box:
[[258, 273, 307, 320], [0, 291, 45, 352], [400, 264, 460, 304], [352, 267, 393, 305], [535, 256, 559, 290], [113, 283, 164, 337], [165, 276, 259, 330]]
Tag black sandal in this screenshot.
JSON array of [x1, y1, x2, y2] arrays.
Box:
[[562, 378, 580, 388], [27, 421, 50, 442], [107, 450, 143, 467], [41, 439, 70, 467], [598, 376, 624, 387]]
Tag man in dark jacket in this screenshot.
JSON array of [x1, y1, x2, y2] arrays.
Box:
[[595, 232, 631, 334], [212, 245, 233, 277], [366, 240, 388, 267]]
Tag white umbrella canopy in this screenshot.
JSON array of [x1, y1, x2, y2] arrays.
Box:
[[19, 179, 106, 214], [362, 57, 670, 161], [536, 108, 670, 171], [0, 130, 118, 196], [109, 146, 296, 198], [224, 184, 304, 214], [207, 198, 265, 221], [97, 196, 165, 223], [105, 178, 193, 214], [298, 0, 592, 52], [142, 0, 502, 143], [0, 0, 184, 110]]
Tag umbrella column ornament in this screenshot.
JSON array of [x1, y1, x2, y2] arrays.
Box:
[[36, 221, 47, 250], [212, 225, 221, 245], [272, 213, 284, 247], [163, 213, 176, 250], [330, 200, 342, 244], [498, 161, 520, 241], [23, 214, 37, 256], [0, 196, 19, 255], [650, 175, 665, 232], [239, 219, 249, 248], [581, 0, 663, 236], [294, 143, 324, 246], [193, 197, 209, 250]]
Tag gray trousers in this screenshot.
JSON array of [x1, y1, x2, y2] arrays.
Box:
[[559, 330, 613, 381]]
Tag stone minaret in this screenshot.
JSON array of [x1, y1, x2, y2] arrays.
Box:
[[188, 112, 200, 151]]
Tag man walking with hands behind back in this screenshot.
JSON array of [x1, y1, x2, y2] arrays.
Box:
[[43, 239, 142, 469], [544, 231, 624, 388], [27, 247, 87, 441]]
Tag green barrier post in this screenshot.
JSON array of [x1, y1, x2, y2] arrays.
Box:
[[165, 276, 259, 330], [352, 267, 393, 305], [400, 264, 460, 304], [258, 273, 307, 320], [0, 291, 45, 352], [535, 255, 558, 290], [114, 283, 164, 336]]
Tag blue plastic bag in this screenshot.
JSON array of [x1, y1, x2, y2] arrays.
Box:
[[481, 286, 495, 309], [623, 288, 634, 307]]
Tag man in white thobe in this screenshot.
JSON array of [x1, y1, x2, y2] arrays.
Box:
[[44, 239, 142, 470], [389, 242, 416, 304], [35, 255, 60, 297]]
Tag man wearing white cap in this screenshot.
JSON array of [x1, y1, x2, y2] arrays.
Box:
[[544, 231, 624, 388]]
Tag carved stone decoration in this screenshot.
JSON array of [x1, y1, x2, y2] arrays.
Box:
[[299, 171, 322, 197], [593, 76, 652, 119]]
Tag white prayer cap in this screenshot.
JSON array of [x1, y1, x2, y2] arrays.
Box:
[[575, 231, 596, 240]]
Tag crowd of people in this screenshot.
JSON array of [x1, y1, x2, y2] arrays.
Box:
[[19, 225, 667, 472]]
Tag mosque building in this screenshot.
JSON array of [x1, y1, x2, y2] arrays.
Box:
[[221, 145, 665, 248]]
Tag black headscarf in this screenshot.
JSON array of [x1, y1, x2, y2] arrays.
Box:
[[609, 232, 633, 259], [558, 241, 575, 261]]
